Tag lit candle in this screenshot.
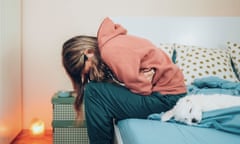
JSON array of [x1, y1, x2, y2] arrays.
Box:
[[0, 122, 8, 137], [30, 118, 45, 136]]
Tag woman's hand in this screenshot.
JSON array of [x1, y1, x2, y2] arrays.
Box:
[[140, 68, 155, 82]]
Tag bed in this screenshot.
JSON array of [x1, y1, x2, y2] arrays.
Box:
[[112, 17, 240, 144]]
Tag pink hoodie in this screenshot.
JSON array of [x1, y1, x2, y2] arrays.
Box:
[[97, 17, 186, 95]]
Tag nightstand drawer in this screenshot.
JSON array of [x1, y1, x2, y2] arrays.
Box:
[[51, 92, 76, 120], [52, 92, 89, 144], [52, 120, 89, 144]]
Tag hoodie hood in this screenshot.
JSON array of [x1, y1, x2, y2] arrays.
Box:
[[97, 17, 127, 49]]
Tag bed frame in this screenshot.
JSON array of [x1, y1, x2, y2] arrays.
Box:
[[111, 16, 240, 144]]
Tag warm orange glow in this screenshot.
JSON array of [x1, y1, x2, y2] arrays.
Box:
[[0, 123, 8, 136], [30, 118, 45, 136]]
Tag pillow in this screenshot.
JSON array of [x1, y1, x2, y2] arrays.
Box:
[[227, 42, 240, 80], [159, 43, 174, 61], [174, 44, 239, 85]]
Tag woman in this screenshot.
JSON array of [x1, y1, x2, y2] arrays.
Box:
[[62, 17, 187, 144]]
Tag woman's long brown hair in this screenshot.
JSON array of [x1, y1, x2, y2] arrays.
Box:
[[62, 35, 115, 119]]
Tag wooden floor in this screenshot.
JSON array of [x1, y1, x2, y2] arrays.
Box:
[[11, 129, 52, 144]]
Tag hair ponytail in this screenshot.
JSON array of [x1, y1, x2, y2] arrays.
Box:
[[62, 35, 116, 120], [73, 80, 85, 120]]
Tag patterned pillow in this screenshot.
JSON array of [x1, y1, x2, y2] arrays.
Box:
[[159, 43, 174, 61], [227, 42, 240, 80], [174, 44, 239, 85]]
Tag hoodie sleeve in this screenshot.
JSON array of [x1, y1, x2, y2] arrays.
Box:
[[98, 17, 153, 95]]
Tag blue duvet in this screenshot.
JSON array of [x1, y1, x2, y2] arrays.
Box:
[[148, 106, 240, 135], [149, 76, 240, 135], [116, 77, 240, 144], [117, 118, 240, 144]]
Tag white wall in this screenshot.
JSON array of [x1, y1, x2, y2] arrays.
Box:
[[22, 0, 240, 129], [0, 0, 22, 143]]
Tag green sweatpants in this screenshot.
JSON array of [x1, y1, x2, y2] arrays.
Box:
[[84, 81, 186, 144]]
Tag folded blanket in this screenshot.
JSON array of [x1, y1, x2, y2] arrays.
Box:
[[200, 106, 240, 135], [187, 76, 240, 95], [148, 106, 240, 135]]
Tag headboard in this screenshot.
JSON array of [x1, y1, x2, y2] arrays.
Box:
[[111, 17, 240, 48]]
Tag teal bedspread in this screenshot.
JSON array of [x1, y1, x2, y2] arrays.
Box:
[[149, 77, 240, 135], [117, 77, 240, 144], [201, 106, 240, 135], [117, 118, 240, 144], [148, 106, 240, 135]]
